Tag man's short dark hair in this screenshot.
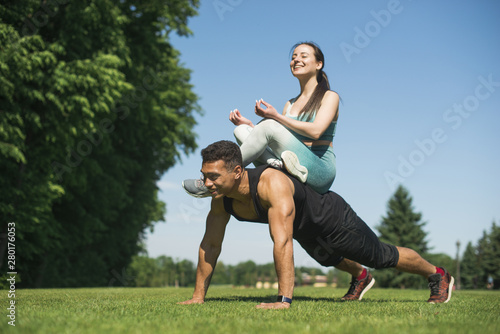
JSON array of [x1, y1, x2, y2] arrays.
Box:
[[201, 140, 243, 171]]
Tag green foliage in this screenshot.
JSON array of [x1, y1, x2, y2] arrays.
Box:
[[461, 241, 481, 289], [374, 185, 431, 289], [0, 0, 200, 287], [127, 255, 196, 288], [211, 261, 233, 285], [125, 255, 336, 288], [232, 260, 257, 286], [460, 221, 500, 289], [481, 222, 500, 288]]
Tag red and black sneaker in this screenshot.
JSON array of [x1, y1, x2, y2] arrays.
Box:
[[341, 272, 375, 301], [427, 267, 454, 304]]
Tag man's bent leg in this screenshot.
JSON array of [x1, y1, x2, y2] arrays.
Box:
[[395, 246, 454, 303], [394, 246, 436, 277], [335, 258, 363, 277]]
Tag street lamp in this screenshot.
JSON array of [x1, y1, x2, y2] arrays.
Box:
[[456, 240, 461, 290]]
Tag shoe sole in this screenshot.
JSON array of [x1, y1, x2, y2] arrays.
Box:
[[181, 180, 210, 198], [358, 277, 375, 301], [445, 276, 454, 303], [281, 151, 308, 183]]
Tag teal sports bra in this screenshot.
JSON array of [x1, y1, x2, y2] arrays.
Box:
[[285, 98, 337, 143]]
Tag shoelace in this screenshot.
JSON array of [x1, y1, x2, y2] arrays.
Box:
[[346, 278, 360, 295], [195, 178, 206, 188], [428, 280, 441, 295]]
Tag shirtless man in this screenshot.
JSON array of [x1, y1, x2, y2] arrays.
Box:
[[178, 141, 454, 309]]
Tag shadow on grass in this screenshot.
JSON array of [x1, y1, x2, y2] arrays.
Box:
[[205, 295, 421, 303]]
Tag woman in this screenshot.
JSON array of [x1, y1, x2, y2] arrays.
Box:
[[183, 41, 339, 196]]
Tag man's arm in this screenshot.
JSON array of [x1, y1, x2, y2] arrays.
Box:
[[178, 197, 230, 304], [256, 169, 296, 309]]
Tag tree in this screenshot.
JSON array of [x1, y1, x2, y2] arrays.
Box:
[[374, 185, 430, 288], [155, 255, 176, 287], [128, 255, 158, 287], [483, 222, 500, 288], [256, 262, 277, 283], [460, 241, 480, 289], [475, 221, 500, 289], [176, 259, 196, 287], [211, 261, 231, 285], [233, 260, 257, 286], [0, 0, 200, 287]]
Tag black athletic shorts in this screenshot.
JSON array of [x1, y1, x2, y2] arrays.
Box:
[[296, 204, 399, 269]]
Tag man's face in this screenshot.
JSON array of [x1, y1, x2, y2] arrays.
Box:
[[201, 160, 241, 198]]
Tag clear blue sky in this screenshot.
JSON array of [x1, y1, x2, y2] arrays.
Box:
[[145, 0, 500, 270]]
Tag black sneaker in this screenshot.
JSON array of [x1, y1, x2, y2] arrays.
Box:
[[341, 272, 375, 301], [427, 267, 454, 304]]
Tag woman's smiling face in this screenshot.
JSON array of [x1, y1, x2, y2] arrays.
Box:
[[290, 44, 322, 78]]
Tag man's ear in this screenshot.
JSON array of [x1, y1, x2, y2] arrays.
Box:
[[233, 165, 243, 179]]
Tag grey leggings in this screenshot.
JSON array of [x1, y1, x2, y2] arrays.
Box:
[[234, 119, 336, 193]]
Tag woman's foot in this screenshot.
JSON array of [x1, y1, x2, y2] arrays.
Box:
[[281, 151, 308, 183], [182, 178, 210, 198]]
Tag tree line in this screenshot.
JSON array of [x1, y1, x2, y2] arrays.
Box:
[[126, 255, 352, 288], [460, 223, 500, 289], [124, 185, 499, 290]]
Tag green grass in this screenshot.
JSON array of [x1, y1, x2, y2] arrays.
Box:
[[1, 286, 499, 334]]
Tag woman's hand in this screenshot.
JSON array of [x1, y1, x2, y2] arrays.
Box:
[[255, 99, 279, 119], [229, 109, 254, 127]]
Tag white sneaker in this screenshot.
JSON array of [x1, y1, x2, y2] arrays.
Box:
[[281, 151, 308, 183], [182, 178, 210, 198]]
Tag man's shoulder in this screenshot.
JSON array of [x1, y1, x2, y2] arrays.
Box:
[[259, 166, 290, 182], [257, 167, 295, 197], [246, 165, 285, 182]]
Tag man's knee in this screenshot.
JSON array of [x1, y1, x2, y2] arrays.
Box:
[[371, 244, 400, 269]]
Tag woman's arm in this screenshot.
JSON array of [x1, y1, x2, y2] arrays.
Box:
[[256, 91, 339, 140]]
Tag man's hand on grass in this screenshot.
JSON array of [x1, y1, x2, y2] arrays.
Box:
[[255, 302, 290, 309]]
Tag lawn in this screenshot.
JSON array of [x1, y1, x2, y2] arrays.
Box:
[[1, 286, 499, 334]]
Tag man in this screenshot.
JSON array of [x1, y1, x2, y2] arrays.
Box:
[[178, 141, 454, 309]]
